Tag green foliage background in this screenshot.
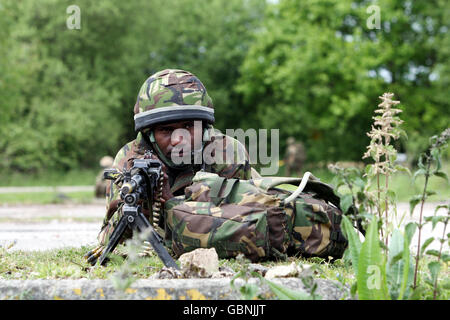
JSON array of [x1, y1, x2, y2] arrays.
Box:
[[0, 0, 448, 173]]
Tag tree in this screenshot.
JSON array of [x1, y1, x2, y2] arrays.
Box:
[[0, 0, 265, 172], [237, 0, 450, 163]]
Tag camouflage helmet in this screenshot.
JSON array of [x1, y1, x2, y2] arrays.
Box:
[[133, 69, 215, 132]]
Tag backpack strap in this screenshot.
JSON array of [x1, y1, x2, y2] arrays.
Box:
[[208, 177, 226, 206], [208, 177, 239, 206], [220, 178, 239, 203]]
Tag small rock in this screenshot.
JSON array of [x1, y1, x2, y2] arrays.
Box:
[[211, 266, 236, 278], [264, 262, 300, 279], [248, 263, 269, 276], [298, 263, 314, 278], [179, 248, 219, 278], [151, 267, 182, 279]]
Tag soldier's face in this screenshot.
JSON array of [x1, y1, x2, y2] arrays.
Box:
[[153, 120, 200, 158]]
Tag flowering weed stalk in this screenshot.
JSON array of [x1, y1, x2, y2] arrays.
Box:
[[363, 93, 406, 246]]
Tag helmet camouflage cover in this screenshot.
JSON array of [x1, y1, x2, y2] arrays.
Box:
[[133, 69, 215, 132]]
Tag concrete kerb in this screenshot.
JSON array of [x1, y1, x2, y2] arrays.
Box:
[[0, 278, 350, 300]]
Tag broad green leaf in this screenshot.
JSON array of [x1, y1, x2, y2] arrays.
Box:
[[354, 177, 366, 189], [404, 223, 417, 244], [330, 176, 342, 189], [417, 154, 426, 170], [434, 205, 449, 214], [365, 164, 374, 177], [443, 278, 450, 290], [389, 251, 404, 266], [340, 194, 354, 215], [427, 261, 441, 286], [409, 285, 426, 300], [433, 171, 448, 183], [425, 249, 440, 257], [420, 237, 435, 256], [430, 149, 441, 170], [424, 215, 447, 230], [385, 225, 415, 300], [387, 229, 404, 299], [386, 189, 397, 201], [388, 230, 403, 265], [398, 223, 416, 300], [413, 168, 426, 181], [394, 165, 411, 176], [357, 218, 389, 300], [262, 277, 312, 300], [341, 215, 362, 274], [356, 191, 367, 202], [351, 282, 358, 298], [230, 271, 245, 291], [240, 283, 259, 300], [379, 240, 388, 252], [409, 195, 422, 216], [425, 190, 437, 197]]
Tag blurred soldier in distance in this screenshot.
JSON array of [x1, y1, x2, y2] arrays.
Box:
[[284, 137, 306, 177], [95, 156, 114, 198]]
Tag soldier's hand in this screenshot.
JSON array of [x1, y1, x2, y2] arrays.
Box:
[[159, 171, 174, 203], [145, 152, 173, 203]]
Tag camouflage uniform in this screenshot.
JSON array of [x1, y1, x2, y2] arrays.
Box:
[[165, 172, 348, 262], [96, 69, 252, 248]]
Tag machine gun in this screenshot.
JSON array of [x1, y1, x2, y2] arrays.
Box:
[[95, 157, 179, 269]]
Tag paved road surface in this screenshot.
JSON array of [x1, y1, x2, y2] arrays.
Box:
[[0, 202, 104, 251], [0, 200, 448, 252]]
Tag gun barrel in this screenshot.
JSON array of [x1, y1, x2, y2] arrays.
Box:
[[121, 182, 135, 195], [121, 174, 144, 196]]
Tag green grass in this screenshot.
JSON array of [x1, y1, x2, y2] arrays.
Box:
[[1, 245, 446, 300], [0, 168, 99, 187], [0, 191, 96, 205], [0, 245, 162, 280], [0, 244, 352, 287], [0, 168, 99, 204]]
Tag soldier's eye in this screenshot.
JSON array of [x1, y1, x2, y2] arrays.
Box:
[[184, 121, 194, 129], [158, 127, 173, 134]]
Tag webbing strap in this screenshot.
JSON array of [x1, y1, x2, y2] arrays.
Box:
[[220, 179, 238, 201], [209, 177, 226, 205], [209, 178, 239, 206]]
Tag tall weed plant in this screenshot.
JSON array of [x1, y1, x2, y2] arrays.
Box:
[[334, 93, 449, 300]]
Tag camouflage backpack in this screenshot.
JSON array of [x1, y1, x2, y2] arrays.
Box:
[[164, 171, 349, 262]]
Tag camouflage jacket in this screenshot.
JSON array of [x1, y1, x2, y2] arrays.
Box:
[[97, 129, 252, 246]]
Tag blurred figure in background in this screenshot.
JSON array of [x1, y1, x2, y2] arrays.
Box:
[[284, 137, 306, 177], [95, 156, 114, 198]]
